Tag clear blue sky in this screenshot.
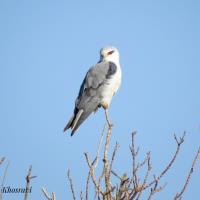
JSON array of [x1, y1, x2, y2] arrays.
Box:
[[1, 1, 200, 199]]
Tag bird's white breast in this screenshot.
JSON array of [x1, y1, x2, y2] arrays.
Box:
[[101, 63, 122, 107]]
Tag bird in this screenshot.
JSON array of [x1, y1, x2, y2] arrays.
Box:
[[64, 46, 122, 136]]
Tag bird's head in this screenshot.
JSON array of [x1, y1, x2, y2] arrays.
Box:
[[99, 46, 119, 63]]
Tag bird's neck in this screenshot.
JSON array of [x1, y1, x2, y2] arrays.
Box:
[[103, 56, 120, 66]]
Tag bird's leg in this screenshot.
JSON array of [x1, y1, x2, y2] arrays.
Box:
[[105, 109, 113, 127]]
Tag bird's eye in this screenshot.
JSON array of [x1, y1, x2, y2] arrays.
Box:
[[107, 50, 114, 55]]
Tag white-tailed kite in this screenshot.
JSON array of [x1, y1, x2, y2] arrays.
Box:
[[64, 46, 122, 136]]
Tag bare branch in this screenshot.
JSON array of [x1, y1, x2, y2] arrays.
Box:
[[41, 188, 56, 200], [86, 122, 106, 200], [174, 132, 186, 146], [1, 161, 9, 187], [129, 132, 139, 190], [65, 129, 199, 200], [42, 188, 52, 200], [147, 178, 158, 200], [84, 153, 104, 195], [93, 122, 106, 167], [103, 124, 113, 199], [0, 160, 10, 200], [67, 169, 76, 200], [174, 146, 200, 200], [85, 172, 90, 200], [52, 192, 56, 200], [116, 173, 130, 200], [147, 176, 167, 200], [97, 169, 105, 198], [80, 191, 83, 200], [111, 170, 122, 181], [135, 153, 151, 200], [0, 157, 5, 166], [24, 165, 36, 200], [144, 133, 186, 190], [109, 142, 120, 176]]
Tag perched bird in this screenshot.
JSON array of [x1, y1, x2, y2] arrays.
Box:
[[64, 46, 122, 136]]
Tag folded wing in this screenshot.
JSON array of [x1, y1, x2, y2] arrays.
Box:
[[64, 61, 117, 136]]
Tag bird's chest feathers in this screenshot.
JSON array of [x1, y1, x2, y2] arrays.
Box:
[[101, 67, 121, 105], [106, 69, 121, 92]]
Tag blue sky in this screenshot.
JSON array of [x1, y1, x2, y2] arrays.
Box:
[[0, 0, 200, 199]]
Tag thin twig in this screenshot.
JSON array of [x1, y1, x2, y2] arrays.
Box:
[[86, 122, 106, 200], [144, 133, 186, 190], [1, 161, 9, 187], [67, 169, 76, 200], [135, 153, 151, 200], [147, 176, 166, 200], [129, 132, 139, 190], [129, 150, 151, 192], [86, 172, 91, 200], [0, 160, 10, 200], [136, 153, 151, 171], [103, 124, 113, 200], [174, 146, 200, 200], [80, 191, 83, 200], [41, 188, 56, 200], [93, 122, 106, 168], [42, 188, 52, 200], [109, 142, 120, 177], [52, 192, 56, 200], [147, 179, 158, 200], [111, 170, 122, 181], [0, 157, 5, 166], [97, 168, 105, 199], [84, 153, 104, 195], [117, 173, 130, 200], [24, 165, 36, 200]]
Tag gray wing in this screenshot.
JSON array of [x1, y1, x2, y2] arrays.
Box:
[[64, 61, 117, 135], [76, 61, 117, 109]]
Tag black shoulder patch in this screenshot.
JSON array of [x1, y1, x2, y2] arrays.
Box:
[[106, 62, 117, 78]]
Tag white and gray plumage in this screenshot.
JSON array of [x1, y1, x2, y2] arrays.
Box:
[[64, 46, 122, 136]]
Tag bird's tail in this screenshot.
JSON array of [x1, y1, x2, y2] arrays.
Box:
[[63, 108, 92, 136]]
